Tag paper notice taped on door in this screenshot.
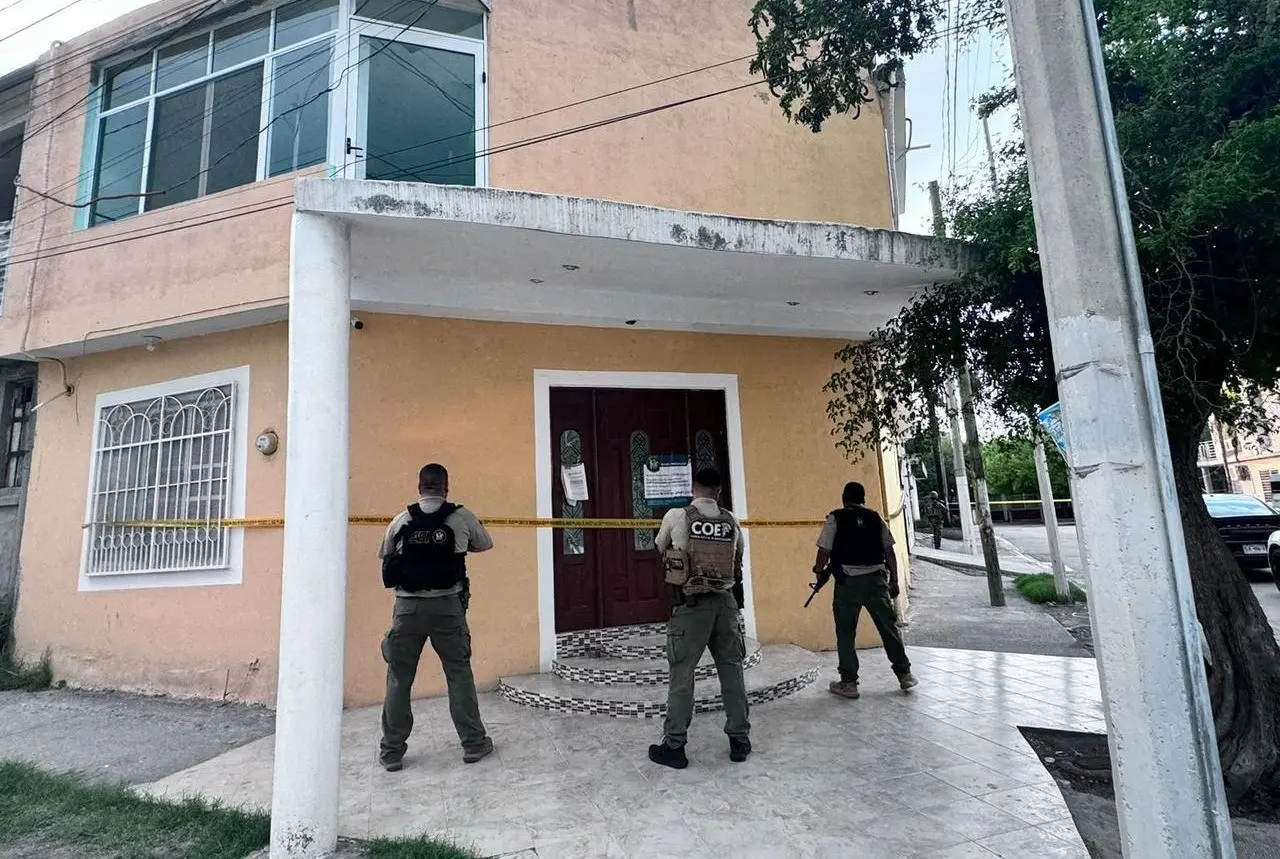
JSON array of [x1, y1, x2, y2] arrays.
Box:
[[643, 454, 692, 502], [561, 463, 589, 502]]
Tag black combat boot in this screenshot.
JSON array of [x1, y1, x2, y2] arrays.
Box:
[[648, 742, 689, 769], [729, 737, 752, 763]]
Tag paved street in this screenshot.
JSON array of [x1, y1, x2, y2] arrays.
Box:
[[994, 522, 1280, 636], [993, 522, 1084, 573]]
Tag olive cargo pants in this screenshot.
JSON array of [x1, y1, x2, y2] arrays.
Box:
[[833, 573, 912, 684], [380, 595, 488, 763], [663, 591, 750, 749]]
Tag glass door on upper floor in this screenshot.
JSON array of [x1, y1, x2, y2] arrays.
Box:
[[347, 6, 487, 186]]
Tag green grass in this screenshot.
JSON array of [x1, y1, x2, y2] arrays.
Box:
[[1014, 573, 1087, 605], [0, 648, 53, 692], [366, 837, 479, 859], [0, 760, 270, 858], [0, 760, 482, 859]]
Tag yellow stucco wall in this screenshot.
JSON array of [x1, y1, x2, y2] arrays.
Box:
[[14, 315, 897, 706], [1, 0, 891, 358]]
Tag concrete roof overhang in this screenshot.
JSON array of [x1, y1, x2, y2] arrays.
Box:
[[295, 178, 970, 340]]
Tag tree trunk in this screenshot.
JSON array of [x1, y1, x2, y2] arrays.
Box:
[[1167, 417, 1280, 815]]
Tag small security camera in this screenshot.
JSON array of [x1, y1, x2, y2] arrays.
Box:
[[350, 318, 365, 330]]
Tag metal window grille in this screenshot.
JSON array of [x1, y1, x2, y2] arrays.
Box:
[[0, 220, 11, 310], [87, 385, 235, 575], [2, 380, 34, 488]]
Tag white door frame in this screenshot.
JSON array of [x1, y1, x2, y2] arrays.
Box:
[[532, 370, 756, 670]]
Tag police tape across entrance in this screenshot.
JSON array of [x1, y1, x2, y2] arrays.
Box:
[[82, 515, 835, 530]]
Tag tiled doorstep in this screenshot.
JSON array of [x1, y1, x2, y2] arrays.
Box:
[[136, 646, 1103, 859]]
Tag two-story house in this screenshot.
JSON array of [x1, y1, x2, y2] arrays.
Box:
[[0, 64, 38, 628], [2, 0, 961, 754]]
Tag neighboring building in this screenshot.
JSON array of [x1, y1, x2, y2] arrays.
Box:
[[1198, 400, 1280, 505], [0, 65, 38, 621], [3, 0, 959, 715]]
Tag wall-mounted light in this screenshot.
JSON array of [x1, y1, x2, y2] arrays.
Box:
[[143, 336, 163, 352]]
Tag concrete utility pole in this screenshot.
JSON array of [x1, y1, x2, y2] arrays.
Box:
[[1004, 1, 1234, 856], [957, 368, 1004, 606], [1034, 441, 1071, 603], [929, 180, 999, 589], [943, 381, 977, 553], [926, 391, 951, 522], [927, 180, 945, 239], [981, 114, 1000, 190]]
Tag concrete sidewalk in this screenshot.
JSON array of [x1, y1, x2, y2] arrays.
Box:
[[904, 560, 1092, 659], [912, 532, 1053, 577], [142, 646, 1100, 859], [0, 688, 274, 785]]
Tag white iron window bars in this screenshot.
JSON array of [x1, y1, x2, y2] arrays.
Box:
[[86, 385, 235, 575]]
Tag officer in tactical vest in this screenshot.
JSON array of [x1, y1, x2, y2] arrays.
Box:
[[648, 467, 751, 769], [377, 463, 494, 771], [923, 490, 946, 549], [814, 481, 918, 699]]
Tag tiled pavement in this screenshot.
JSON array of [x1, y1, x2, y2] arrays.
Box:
[[143, 646, 1102, 858]]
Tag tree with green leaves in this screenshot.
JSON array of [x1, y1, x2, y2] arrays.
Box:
[[982, 436, 1069, 499], [751, 0, 1280, 812]]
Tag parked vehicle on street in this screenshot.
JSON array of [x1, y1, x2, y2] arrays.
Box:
[[1204, 494, 1280, 579], [1268, 530, 1280, 591]]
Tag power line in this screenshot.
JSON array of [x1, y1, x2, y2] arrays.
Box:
[[9, 0, 435, 225], [14, 39, 752, 231], [352, 53, 754, 174], [0, 0, 226, 164], [0, 0, 90, 48], [8, 73, 765, 267], [4, 195, 295, 268]]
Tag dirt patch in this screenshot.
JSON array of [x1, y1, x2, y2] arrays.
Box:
[[1020, 726, 1280, 858]]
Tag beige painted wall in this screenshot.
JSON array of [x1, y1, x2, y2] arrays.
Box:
[[13, 324, 289, 702], [14, 315, 896, 706], [2, 0, 891, 357]]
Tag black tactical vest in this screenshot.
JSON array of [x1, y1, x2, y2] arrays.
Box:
[[829, 506, 888, 567], [383, 503, 467, 592]]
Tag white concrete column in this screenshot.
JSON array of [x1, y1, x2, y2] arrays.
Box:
[[1005, 0, 1234, 854], [270, 212, 352, 859]]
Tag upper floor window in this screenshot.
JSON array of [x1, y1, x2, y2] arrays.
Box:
[[87, 0, 488, 226]]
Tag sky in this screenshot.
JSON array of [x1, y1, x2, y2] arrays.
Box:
[[0, 0, 1015, 237]]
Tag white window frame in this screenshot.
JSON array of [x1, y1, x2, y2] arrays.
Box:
[[79, 366, 250, 592], [344, 16, 488, 185], [82, 0, 491, 226], [85, 0, 348, 225]]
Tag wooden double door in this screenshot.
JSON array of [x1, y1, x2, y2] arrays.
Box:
[[551, 388, 732, 632]]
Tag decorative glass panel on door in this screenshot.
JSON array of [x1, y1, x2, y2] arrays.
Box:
[[359, 37, 477, 185]]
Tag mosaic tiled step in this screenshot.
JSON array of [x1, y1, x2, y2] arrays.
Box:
[[555, 623, 666, 659], [499, 644, 820, 718], [552, 639, 763, 685], [597, 633, 666, 661]]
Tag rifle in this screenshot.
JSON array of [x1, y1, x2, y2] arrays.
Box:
[[804, 569, 833, 608]]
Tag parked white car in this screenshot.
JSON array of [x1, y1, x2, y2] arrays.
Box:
[[1269, 530, 1280, 591]]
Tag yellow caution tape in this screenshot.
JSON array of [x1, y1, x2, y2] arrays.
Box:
[[84, 515, 830, 531]]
